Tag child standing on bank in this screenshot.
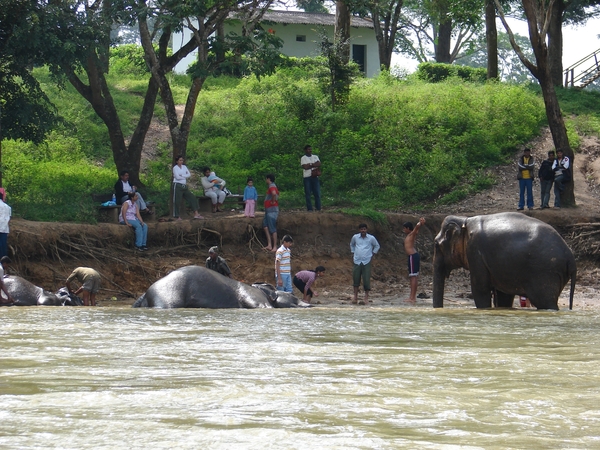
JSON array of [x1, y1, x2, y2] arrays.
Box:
[[275, 235, 294, 293], [243, 177, 258, 218]]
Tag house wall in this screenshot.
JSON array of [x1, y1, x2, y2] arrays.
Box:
[[172, 22, 380, 78]]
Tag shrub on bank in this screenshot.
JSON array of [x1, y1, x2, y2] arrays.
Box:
[[3, 59, 552, 221]]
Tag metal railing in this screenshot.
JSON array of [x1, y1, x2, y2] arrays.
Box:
[[564, 48, 600, 88]]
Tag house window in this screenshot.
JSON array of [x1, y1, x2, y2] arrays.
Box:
[[296, 35, 306, 42]]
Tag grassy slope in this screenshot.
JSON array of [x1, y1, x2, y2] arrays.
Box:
[[3, 64, 600, 223]]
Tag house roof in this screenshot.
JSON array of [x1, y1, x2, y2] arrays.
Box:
[[232, 10, 375, 29]]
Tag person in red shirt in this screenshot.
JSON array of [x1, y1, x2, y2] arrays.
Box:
[[263, 174, 279, 252]]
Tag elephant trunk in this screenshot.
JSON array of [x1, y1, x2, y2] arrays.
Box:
[[432, 258, 446, 308]]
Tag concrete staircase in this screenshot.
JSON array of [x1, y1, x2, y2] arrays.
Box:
[[564, 48, 600, 88]]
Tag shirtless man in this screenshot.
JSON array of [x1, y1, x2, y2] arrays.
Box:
[[403, 218, 425, 303]]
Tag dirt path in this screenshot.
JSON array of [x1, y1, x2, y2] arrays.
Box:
[[8, 129, 600, 310]]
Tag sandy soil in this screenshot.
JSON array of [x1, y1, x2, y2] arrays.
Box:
[[7, 128, 600, 310]]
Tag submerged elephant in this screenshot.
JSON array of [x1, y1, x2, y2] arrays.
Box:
[[433, 212, 576, 310], [133, 265, 311, 309], [3, 276, 78, 306]]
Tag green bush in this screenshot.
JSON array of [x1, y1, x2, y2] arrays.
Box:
[[416, 62, 487, 83], [5, 59, 564, 222], [2, 137, 115, 222]]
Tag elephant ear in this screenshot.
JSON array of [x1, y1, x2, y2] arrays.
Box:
[[438, 216, 469, 269]]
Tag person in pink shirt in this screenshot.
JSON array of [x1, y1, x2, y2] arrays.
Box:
[[293, 266, 326, 303]]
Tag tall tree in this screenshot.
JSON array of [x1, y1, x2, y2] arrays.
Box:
[[485, 0, 499, 78], [547, 0, 600, 86], [335, 0, 352, 63], [370, 0, 405, 70], [495, 0, 575, 205], [137, 0, 281, 164], [455, 31, 536, 83], [27, 0, 167, 187], [396, 0, 484, 63], [0, 0, 61, 187]]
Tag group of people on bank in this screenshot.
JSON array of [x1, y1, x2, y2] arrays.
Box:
[[112, 145, 323, 254], [517, 147, 571, 210], [203, 218, 426, 306]]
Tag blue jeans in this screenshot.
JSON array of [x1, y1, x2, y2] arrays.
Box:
[[518, 178, 533, 209], [540, 180, 553, 208], [0, 233, 7, 258], [303, 176, 321, 211], [554, 175, 565, 207], [276, 273, 293, 293], [122, 219, 148, 248]]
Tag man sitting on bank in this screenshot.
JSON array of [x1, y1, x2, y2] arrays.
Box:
[[114, 170, 153, 215]]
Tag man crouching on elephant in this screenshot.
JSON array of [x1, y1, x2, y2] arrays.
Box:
[[66, 267, 101, 307], [403, 218, 425, 303]]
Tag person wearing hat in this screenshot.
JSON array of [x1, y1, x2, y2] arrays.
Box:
[[205, 246, 233, 279]]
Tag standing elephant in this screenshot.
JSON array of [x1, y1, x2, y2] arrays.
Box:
[[433, 213, 576, 310], [133, 266, 310, 309]]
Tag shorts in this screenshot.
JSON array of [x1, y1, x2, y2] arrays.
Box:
[[82, 275, 102, 294], [407, 253, 420, 277], [262, 211, 279, 234]]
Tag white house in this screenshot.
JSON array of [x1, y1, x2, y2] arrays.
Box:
[[172, 10, 380, 78]]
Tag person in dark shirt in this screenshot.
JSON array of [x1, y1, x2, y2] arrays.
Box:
[[205, 246, 233, 279], [538, 150, 555, 209]]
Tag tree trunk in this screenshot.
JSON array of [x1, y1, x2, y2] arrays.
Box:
[[372, 1, 404, 71], [434, 17, 452, 63], [547, 0, 565, 87], [335, 0, 351, 64], [65, 53, 150, 188], [485, 0, 498, 79], [521, 0, 575, 206]]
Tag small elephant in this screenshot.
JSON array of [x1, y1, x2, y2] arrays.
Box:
[[433, 212, 576, 310], [252, 283, 312, 308], [4, 276, 64, 306]]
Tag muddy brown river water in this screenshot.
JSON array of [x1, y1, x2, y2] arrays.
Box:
[[0, 305, 598, 449]]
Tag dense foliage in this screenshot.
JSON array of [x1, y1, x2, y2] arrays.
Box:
[[416, 62, 487, 83], [9, 52, 600, 223]]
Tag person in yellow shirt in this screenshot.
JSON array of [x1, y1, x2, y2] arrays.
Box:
[[517, 148, 535, 211]]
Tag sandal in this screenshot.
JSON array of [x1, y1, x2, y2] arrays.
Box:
[[193, 215, 205, 220], [144, 209, 155, 215]]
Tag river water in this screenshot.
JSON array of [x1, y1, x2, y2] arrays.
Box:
[[0, 306, 599, 449]]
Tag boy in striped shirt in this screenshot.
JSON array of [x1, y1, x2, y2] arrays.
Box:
[[275, 235, 294, 293]]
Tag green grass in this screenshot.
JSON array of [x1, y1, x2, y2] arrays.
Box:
[[4, 52, 600, 223]]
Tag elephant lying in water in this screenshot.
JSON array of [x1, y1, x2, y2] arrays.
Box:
[[433, 212, 576, 310], [132, 265, 311, 309], [3, 276, 82, 306]]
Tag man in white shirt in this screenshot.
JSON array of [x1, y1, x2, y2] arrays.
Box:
[[300, 145, 322, 211], [350, 223, 380, 305], [0, 197, 11, 259]]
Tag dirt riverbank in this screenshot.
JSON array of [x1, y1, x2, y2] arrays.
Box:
[[7, 129, 600, 310]]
